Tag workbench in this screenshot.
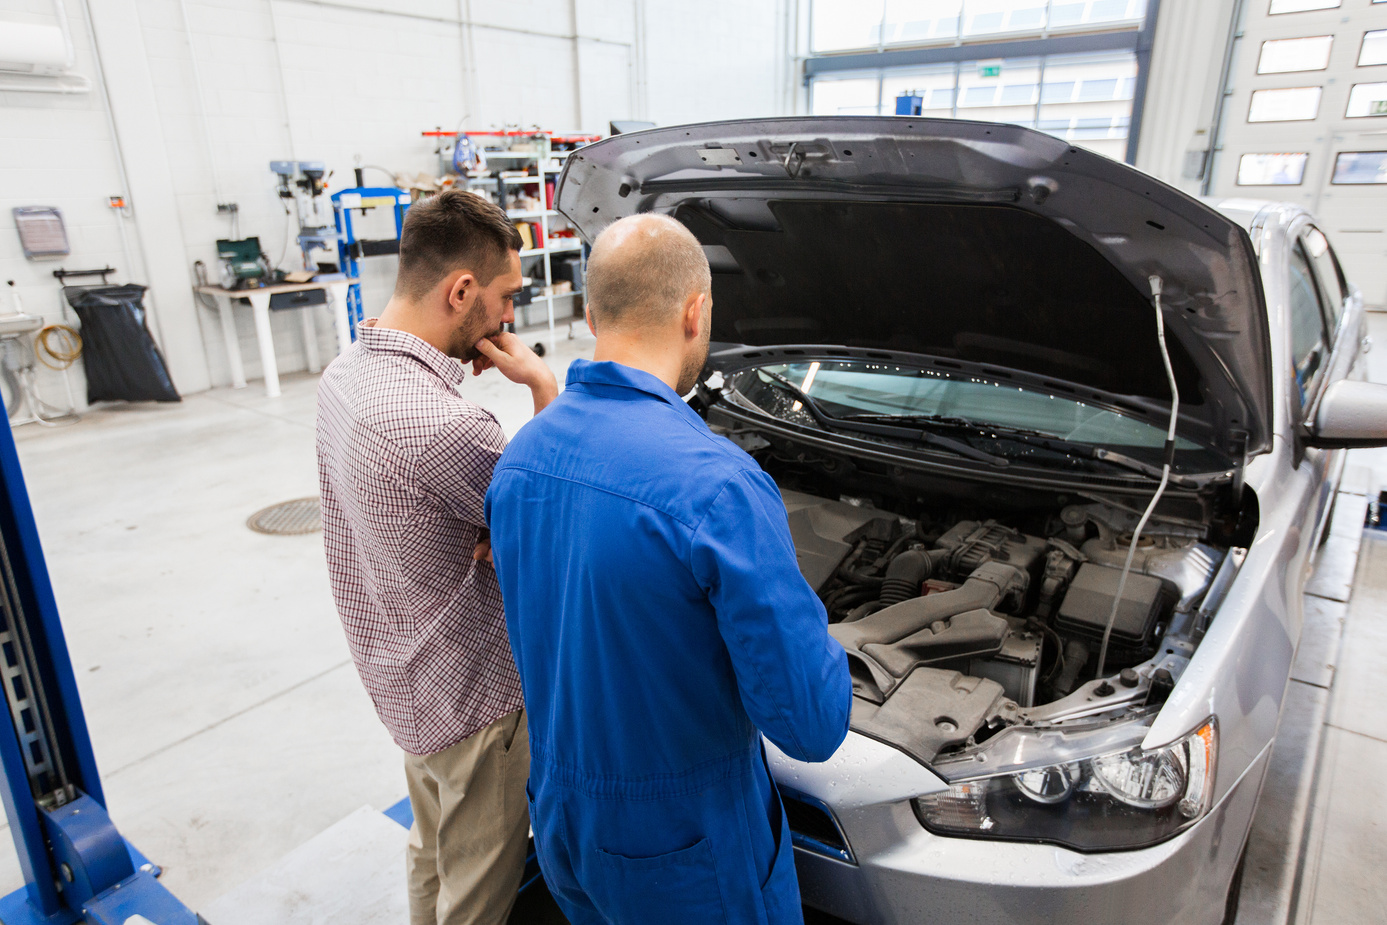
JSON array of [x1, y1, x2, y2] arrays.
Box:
[[196, 279, 354, 398]]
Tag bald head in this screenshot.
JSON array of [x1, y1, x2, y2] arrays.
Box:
[[585, 214, 711, 332]]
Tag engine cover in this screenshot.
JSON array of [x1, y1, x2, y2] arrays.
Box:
[[849, 668, 1017, 765], [780, 489, 890, 592]]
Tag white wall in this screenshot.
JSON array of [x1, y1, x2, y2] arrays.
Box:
[[0, 0, 793, 403], [0, 0, 160, 411], [642, 0, 793, 127]]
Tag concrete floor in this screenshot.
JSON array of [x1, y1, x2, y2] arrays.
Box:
[[0, 315, 1384, 922]]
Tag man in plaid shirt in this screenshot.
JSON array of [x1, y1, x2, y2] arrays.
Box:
[[316, 190, 557, 925]]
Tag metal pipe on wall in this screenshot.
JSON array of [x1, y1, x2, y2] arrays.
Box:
[[77, 0, 165, 351], [175, 0, 227, 207], [1202, 0, 1249, 196]]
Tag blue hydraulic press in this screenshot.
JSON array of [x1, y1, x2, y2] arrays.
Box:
[[0, 422, 198, 923]]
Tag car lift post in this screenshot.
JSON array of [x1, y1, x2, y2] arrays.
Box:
[[0, 422, 198, 924]]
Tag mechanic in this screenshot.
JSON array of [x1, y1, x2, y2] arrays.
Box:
[[316, 189, 558, 925], [485, 213, 852, 924]]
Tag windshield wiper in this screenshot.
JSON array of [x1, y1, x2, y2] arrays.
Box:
[[841, 412, 1199, 486], [756, 372, 1009, 468]]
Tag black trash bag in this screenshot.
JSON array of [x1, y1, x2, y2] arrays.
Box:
[[63, 284, 180, 404]]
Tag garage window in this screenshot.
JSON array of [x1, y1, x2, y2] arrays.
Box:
[[1268, 0, 1340, 12], [1345, 82, 1387, 118], [1331, 151, 1387, 184], [1237, 152, 1308, 185], [1258, 36, 1333, 73], [1248, 86, 1322, 122], [1361, 30, 1387, 67]]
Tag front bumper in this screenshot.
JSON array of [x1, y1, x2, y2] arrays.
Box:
[[794, 747, 1269, 925]]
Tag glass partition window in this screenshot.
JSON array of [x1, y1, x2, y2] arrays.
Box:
[[1331, 151, 1387, 184], [1037, 53, 1138, 159], [819, 1, 1149, 51], [961, 0, 1049, 37], [1346, 82, 1387, 118], [882, 65, 959, 117], [1258, 36, 1333, 73], [881, 0, 963, 45], [1237, 153, 1309, 184], [812, 0, 887, 53], [810, 75, 881, 116], [1268, 0, 1340, 12], [1046, 0, 1147, 30], [809, 49, 1139, 158], [956, 57, 1043, 126], [1248, 86, 1323, 121], [1361, 30, 1387, 67]]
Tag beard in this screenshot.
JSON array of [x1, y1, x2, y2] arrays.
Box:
[[448, 300, 503, 361], [674, 316, 712, 396]]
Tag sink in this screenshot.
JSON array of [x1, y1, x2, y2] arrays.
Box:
[[0, 314, 44, 337]]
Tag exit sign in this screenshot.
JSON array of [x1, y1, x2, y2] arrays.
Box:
[[977, 60, 1002, 78]]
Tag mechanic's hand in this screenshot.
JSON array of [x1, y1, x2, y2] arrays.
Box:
[[473, 333, 559, 413], [473, 528, 493, 565]]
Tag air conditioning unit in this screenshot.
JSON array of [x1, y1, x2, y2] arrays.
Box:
[[0, 22, 72, 76]]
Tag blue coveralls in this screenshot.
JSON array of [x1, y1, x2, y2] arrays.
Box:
[[485, 359, 851, 925]]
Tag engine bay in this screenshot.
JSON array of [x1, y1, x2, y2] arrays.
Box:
[[780, 486, 1238, 766], [700, 380, 1257, 769]]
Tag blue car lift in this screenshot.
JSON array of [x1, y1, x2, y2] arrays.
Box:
[[0, 424, 198, 924], [332, 171, 411, 340]]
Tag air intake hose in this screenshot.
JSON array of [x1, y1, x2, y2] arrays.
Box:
[[879, 549, 939, 606]]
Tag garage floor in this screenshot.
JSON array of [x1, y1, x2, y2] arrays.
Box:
[[1, 315, 1384, 923]]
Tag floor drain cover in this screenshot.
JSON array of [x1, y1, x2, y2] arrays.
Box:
[[247, 497, 322, 535]]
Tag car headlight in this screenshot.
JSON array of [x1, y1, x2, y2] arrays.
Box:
[[914, 718, 1216, 852]]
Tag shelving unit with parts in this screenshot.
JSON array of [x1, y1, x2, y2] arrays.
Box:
[[426, 130, 595, 337]]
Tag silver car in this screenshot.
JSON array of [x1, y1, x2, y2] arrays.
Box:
[[553, 118, 1387, 925]]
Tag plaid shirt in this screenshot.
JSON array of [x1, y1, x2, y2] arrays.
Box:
[[316, 321, 523, 755]]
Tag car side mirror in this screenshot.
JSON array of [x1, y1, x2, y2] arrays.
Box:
[[1307, 380, 1387, 449]]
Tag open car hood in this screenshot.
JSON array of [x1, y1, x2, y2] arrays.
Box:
[[555, 117, 1272, 461]]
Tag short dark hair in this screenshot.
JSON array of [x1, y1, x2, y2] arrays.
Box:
[[395, 189, 523, 299]]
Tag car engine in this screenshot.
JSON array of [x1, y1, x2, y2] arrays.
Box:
[[781, 489, 1227, 765]]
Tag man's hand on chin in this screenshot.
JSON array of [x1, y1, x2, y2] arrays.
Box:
[[472, 333, 560, 414]]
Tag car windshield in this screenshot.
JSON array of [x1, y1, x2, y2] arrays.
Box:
[[730, 361, 1232, 474]]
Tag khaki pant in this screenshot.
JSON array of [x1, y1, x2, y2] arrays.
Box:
[[404, 709, 530, 925]]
